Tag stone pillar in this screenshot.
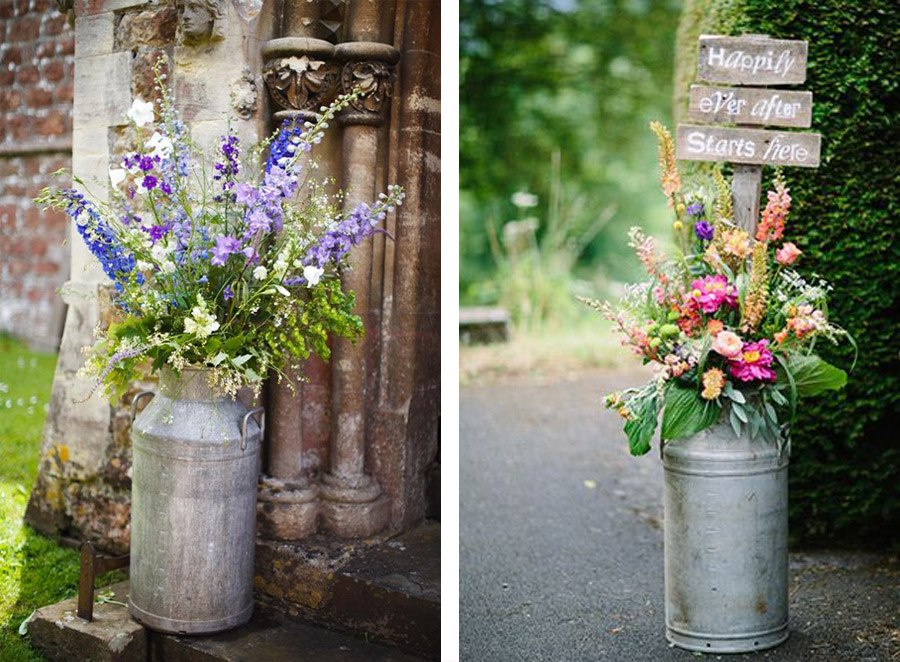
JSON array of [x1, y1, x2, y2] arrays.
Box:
[[255, 0, 340, 541], [25, 0, 276, 553], [370, 0, 441, 531], [319, 0, 398, 538]]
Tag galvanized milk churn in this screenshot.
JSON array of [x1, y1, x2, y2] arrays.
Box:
[[663, 421, 789, 653], [129, 367, 264, 634]]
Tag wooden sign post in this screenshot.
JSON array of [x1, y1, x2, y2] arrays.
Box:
[[676, 34, 821, 234]]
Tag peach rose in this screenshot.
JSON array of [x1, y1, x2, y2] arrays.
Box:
[[712, 330, 743, 358], [775, 242, 802, 265]]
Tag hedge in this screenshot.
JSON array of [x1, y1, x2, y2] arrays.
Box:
[[676, 0, 900, 547]]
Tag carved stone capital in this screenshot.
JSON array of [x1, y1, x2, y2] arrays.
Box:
[[263, 55, 339, 114], [341, 60, 393, 114]]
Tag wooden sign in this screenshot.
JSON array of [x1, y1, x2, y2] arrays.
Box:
[[676, 125, 821, 168], [688, 85, 812, 128], [698, 35, 807, 85]]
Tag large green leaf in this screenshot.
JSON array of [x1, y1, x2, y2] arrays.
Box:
[[661, 382, 721, 441], [623, 391, 658, 456], [786, 354, 848, 397]]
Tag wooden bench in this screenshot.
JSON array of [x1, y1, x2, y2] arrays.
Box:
[[459, 307, 510, 345]]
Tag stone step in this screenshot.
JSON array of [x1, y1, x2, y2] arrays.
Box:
[[254, 521, 441, 658], [26, 581, 427, 662]]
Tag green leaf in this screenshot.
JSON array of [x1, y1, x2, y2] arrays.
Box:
[[661, 383, 721, 441], [732, 402, 748, 423], [623, 391, 659, 456], [231, 354, 252, 367], [787, 354, 848, 397], [770, 388, 788, 407], [729, 408, 742, 437]]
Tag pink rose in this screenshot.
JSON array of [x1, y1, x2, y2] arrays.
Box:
[[712, 330, 743, 358], [775, 242, 802, 265]]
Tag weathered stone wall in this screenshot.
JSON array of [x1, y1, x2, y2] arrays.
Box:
[[24, 0, 276, 553], [0, 0, 75, 350]]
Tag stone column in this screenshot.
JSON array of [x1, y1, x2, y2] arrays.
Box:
[[25, 3, 146, 551], [25, 0, 276, 552], [319, 0, 398, 538], [371, 0, 441, 531], [255, 0, 339, 540]]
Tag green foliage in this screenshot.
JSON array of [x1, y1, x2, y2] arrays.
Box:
[[0, 337, 122, 660], [677, 0, 900, 547], [624, 387, 659, 456], [661, 382, 721, 440], [460, 0, 681, 307], [787, 354, 847, 397]]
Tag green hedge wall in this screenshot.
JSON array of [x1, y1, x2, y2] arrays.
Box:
[[677, 1, 900, 547]]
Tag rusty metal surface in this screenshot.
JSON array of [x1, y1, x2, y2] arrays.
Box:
[[129, 367, 261, 635]]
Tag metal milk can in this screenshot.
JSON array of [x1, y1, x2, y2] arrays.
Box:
[[663, 421, 789, 653], [128, 367, 264, 634]]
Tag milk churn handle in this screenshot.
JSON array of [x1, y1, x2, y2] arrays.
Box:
[[131, 391, 155, 423], [241, 407, 265, 451]]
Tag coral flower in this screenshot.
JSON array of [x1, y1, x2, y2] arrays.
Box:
[[690, 275, 738, 314], [728, 339, 777, 383], [707, 319, 724, 336], [775, 242, 802, 265], [712, 330, 743, 358], [701, 368, 726, 400]]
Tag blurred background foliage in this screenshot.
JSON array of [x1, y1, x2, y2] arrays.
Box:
[[460, 0, 682, 330]]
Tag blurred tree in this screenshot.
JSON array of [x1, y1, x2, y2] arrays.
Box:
[[460, 0, 683, 310]]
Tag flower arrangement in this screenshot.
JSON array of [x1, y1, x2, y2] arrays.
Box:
[[584, 122, 853, 456], [38, 73, 403, 400]]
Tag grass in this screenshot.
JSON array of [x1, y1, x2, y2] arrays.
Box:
[[0, 335, 123, 661]]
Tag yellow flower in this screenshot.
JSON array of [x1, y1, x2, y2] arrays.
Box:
[[701, 368, 726, 400], [673, 221, 684, 231]]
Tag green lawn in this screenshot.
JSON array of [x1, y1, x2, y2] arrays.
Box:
[[0, 335, 80, 660]]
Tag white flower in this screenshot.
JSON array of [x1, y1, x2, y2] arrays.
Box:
[[511, 191, 538, 208], [160, 260, 176, 274], [183, 295, 220, 339], [151, 242, 172, 262], [273, 259, 289, 278], [303, 265, 324, 287], [126, 98, 155, 127], [146, 132, 174, 159], [136, 260, 153, 272], [109, 168, 127, 187], [253, 266, 268, 280]]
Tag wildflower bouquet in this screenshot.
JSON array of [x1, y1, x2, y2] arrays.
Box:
[[586, 122, 852, 456], [38, 80, 403, 400]]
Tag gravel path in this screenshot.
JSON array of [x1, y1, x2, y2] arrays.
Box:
[[460, 371, 899, 661]]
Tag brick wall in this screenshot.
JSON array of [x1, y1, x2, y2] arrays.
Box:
[[0, 0, 74, 349]]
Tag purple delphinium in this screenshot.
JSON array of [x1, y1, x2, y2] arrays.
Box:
[[60, 188, 140, 290], [266, 119, 307, 173], [694, 221, 714, 242], [210, 235, 241, 266], [303, 202, 387, 268], [687, 202, 704, 217], [143, 223, 170, 243], [222, 285, 234, 301], [213, 133, 240, 200], [141, 175, 158, 190]]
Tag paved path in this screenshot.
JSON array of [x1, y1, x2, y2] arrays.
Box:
[[460, 371, 899, 661]]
